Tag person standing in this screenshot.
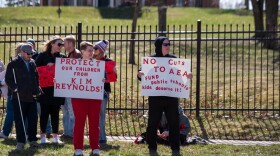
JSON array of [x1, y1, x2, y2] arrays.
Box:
[[0, 43, 24, 139], [26, 38, 39, 60], [93, 40, 116, 144], [35, 35, 66, 144], [137, 36, 191, 156], [5, 43, 41, 149], [26, 38, 53, 138], [72, 41, 103, 156], [61, 35, 81, 139]]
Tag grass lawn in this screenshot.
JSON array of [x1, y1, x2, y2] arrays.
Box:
[[0, 138, 279, 156], [0, 6, 258, 28]]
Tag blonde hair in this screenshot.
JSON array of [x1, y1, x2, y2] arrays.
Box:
[[15, 43, 24, 57], [43, 35, 63, 52], [94, 49, 105, 60]]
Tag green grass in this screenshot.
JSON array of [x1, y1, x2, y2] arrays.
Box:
[[0, 139, 279, 156], [0, 6, 259, 28]]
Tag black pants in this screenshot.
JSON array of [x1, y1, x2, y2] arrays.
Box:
[[146, 96, 180, 151], [12, 98, 38, 143], [40, 102, 61, 134]]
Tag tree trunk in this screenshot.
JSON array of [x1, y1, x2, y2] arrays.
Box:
[[129, 0, 140, 64], [245, 0, 249, 10], [251, 0, 264, 38], [158, 0, 167, 36], [264, 0, 279, 50], [195, 0, 203, 7]]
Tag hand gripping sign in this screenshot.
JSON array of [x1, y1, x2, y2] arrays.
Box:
[[54, 58, 105, 100], [141, 57, 191, 98]]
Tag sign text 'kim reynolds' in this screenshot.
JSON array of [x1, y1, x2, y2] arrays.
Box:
[[54, 58, 105, 100]]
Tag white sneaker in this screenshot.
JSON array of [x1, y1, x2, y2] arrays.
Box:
[[40, 137, 50, 144], [92, 149, 100, 155], [0, 132, 8, 139], [74, 149, 83, 156], [52, 137, 63, 144]]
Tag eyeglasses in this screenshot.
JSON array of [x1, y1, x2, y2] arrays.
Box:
[[26, 53, 32, 56], [58, 43, 64, 47], [162, 43, 170, 47]]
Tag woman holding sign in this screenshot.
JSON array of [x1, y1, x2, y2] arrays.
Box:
[[93, 40, 117, 144], [137, 36, 192, 156], [72, 41, 103, 156], [35, 35, 66, 144]]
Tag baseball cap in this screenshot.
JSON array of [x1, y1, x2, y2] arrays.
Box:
[[20, 43, 35, 54], [26, 38, 35, 46]]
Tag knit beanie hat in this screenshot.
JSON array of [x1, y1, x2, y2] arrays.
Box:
[[94, 40, 109, 53], [154, 36, 168, 57]]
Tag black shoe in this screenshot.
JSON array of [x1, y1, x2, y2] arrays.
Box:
[[172, 150, 181, 156], [149, 149, 159, 156], [46, 133, 52, 139]]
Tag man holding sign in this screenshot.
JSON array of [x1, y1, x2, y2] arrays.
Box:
[[138, 36, 192, 156]]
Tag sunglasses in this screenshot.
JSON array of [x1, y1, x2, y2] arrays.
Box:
[[94, 47, 99, 50], [26, 53, 32, 55], [162, 43, 170, 47], [57, 43, 64, 47]]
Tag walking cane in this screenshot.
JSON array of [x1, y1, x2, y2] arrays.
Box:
[[12, 68, 28, 143]]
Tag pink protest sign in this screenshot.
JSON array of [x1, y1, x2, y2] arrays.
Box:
[[105, 61, 117, 82], [37, 65, 55, 88]]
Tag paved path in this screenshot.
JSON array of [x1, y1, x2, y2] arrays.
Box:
[[8, 134, 280, 146], [106, 136, 280, 146]]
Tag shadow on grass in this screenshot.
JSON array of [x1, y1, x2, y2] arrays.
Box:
[[189, 115, 280, 141], [83, 143, 120, 152]]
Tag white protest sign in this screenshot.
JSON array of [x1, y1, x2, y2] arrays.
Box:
[[0, 70, 8, 99], [54, 58, 105, 100], [141, 57, 191, 98]]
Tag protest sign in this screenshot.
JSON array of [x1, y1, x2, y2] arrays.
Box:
[[141, 57, 191, 98], [37, 65, 55, 88], [105, 61, 117, 82], [0, 70, 8, 99], [54, 58, 105, 100]]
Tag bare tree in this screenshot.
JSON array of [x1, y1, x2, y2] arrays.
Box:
[[195, 0, 203, 7], [129, 0, 141, 64], [158, 0, 167, 36], [251, 0, 264, 38], [264, 0, 279, 49], [245, 0, 249, 10]]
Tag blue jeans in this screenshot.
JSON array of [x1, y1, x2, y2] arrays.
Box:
[[62, 97, 74, 137], [2, 96, 14, 136], [99, 93, 109, 142], [37, 102, 52, 134]]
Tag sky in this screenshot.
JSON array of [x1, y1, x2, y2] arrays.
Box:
[[0, 0, 5, 7]]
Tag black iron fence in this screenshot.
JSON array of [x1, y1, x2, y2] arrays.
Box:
[[0, 21, 279, 136]]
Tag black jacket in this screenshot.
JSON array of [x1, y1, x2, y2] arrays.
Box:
[[5, 55, 40, 102], [35, 51, 66, 104]]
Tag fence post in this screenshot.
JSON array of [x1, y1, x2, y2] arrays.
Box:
[[196, 20, 201, 117], [77, 22, 82, 50]]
